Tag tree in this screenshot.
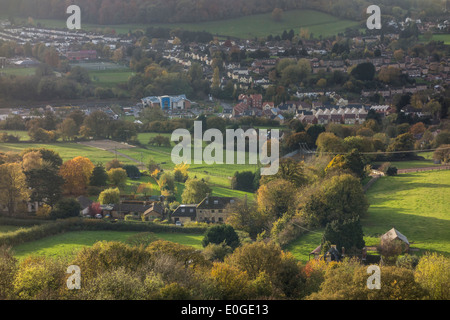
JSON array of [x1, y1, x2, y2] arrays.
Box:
[[415, 252, 450, 300], [260, 158, 308, 188], [50, 198, 82, 219], [387, 132, 415, 159], [148, 135, 171, 147], [202, 224, 240, 249], [122, 165, 141, 179], [105, 159, 124, 171], [90, 164, 109, 187], [98, 188, 120, 205], [316, 132, 346, 154], [350, 62, 375, 81], [181, 178, 212, 204], [256, 178, 297, 219], [271, 8, 283, 22], [300, 174, 368, 227], [231, 171, 256, 192], [326, 149, 367, 179], [321, 217, 365, 254], [21, 151, 43, 172], [67, 66, 91, 84], [81, 111, 110, 139], [25, 163, 64, 207], [0, 163, 30, 216], [59, 156, 95, 195], [433, 144, 450, 164], [58, 118, 78, 141], [107, 168, 128, 187]]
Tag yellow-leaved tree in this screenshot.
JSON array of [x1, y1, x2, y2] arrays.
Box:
[[59, 156, 94, 195]]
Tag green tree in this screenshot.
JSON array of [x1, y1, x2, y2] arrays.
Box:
[[90, 164, 109, 187], [321, 217, 366, 253], [202, 224, 240, 249], [50, 198, 82, 219]]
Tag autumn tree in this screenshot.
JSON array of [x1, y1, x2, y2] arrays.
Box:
[[0, 163, 30, 216], [98, 188, 120, 205], [256, 178, 297, 219], [181, 178, 212, 204], [271, 8, 283, 22], [59, 156, 95, 195], [415, 252, 450, 300], [58, 118, 78, 141], [107, 168, 128, 187]]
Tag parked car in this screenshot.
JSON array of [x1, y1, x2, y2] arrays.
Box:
[[175, 221, 183, 226]]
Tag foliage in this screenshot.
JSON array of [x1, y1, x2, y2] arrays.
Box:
[[107, 168, 128, 187], [181, 178, 212, 204], [50, 198, 82, 219], [59, 156, 95, 195], [415, 252, 450, 300], [321, 217, 365, 254], [89, 164, 109, 187], [0, 162, 30, 216], [202, 225, 240, 250], [98, 188, 120, 205]]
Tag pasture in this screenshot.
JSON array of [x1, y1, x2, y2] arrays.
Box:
[[29, 9, 359, 39], [11, 230, 204, 260], [287, 170, 450, 263]]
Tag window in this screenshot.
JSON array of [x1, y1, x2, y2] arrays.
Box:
[[214, 200, 219, 204], [219, 210, 222, 213], [181, 209, 185, 213], [190, 209, 194, 213], [212, 210, 215, 213]]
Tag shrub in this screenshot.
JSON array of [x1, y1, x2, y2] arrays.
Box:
[[124, 214, 141, 222], [50, 198, 81, 219], [386, 166, 398, 176], [202, 224, 240, 249]]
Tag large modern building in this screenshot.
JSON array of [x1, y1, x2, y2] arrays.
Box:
[[141, 95, 192, 111]]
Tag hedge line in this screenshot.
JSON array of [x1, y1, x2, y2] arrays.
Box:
[[0, 218, 208, 248]]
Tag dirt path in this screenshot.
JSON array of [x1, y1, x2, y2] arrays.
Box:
[[397, 165, 450, 174]]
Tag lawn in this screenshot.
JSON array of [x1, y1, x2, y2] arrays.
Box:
[[12, 230, 204, 260]]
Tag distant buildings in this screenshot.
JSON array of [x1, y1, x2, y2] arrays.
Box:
[[66, 50, 97, 61], [141, 95, 192, 111]]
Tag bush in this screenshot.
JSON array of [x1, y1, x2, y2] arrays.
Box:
[[124, 214, 141, 222], [386, 166, 398, 176], [87, 186, 102, 197], [202, 224, 240, 249], [50, 198, 81, 219]]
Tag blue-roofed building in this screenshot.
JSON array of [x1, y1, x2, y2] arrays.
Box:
[[141, 95, 192, 111]]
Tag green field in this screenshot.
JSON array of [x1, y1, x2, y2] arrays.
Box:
[[0, 141, 133, 165], [28, 9, 359, 39], [287, 170, 450, 263], [419, 33, 450, 45], [11, 230, 204, 260], [90, 69, 135, 88], [362, 170, 450, 256], [0, 67, 37, 77]]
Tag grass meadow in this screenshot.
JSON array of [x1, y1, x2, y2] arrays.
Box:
[[286, 170, 450, 263], [10, 230, 204, 260], [28, 9, 359, 39]]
